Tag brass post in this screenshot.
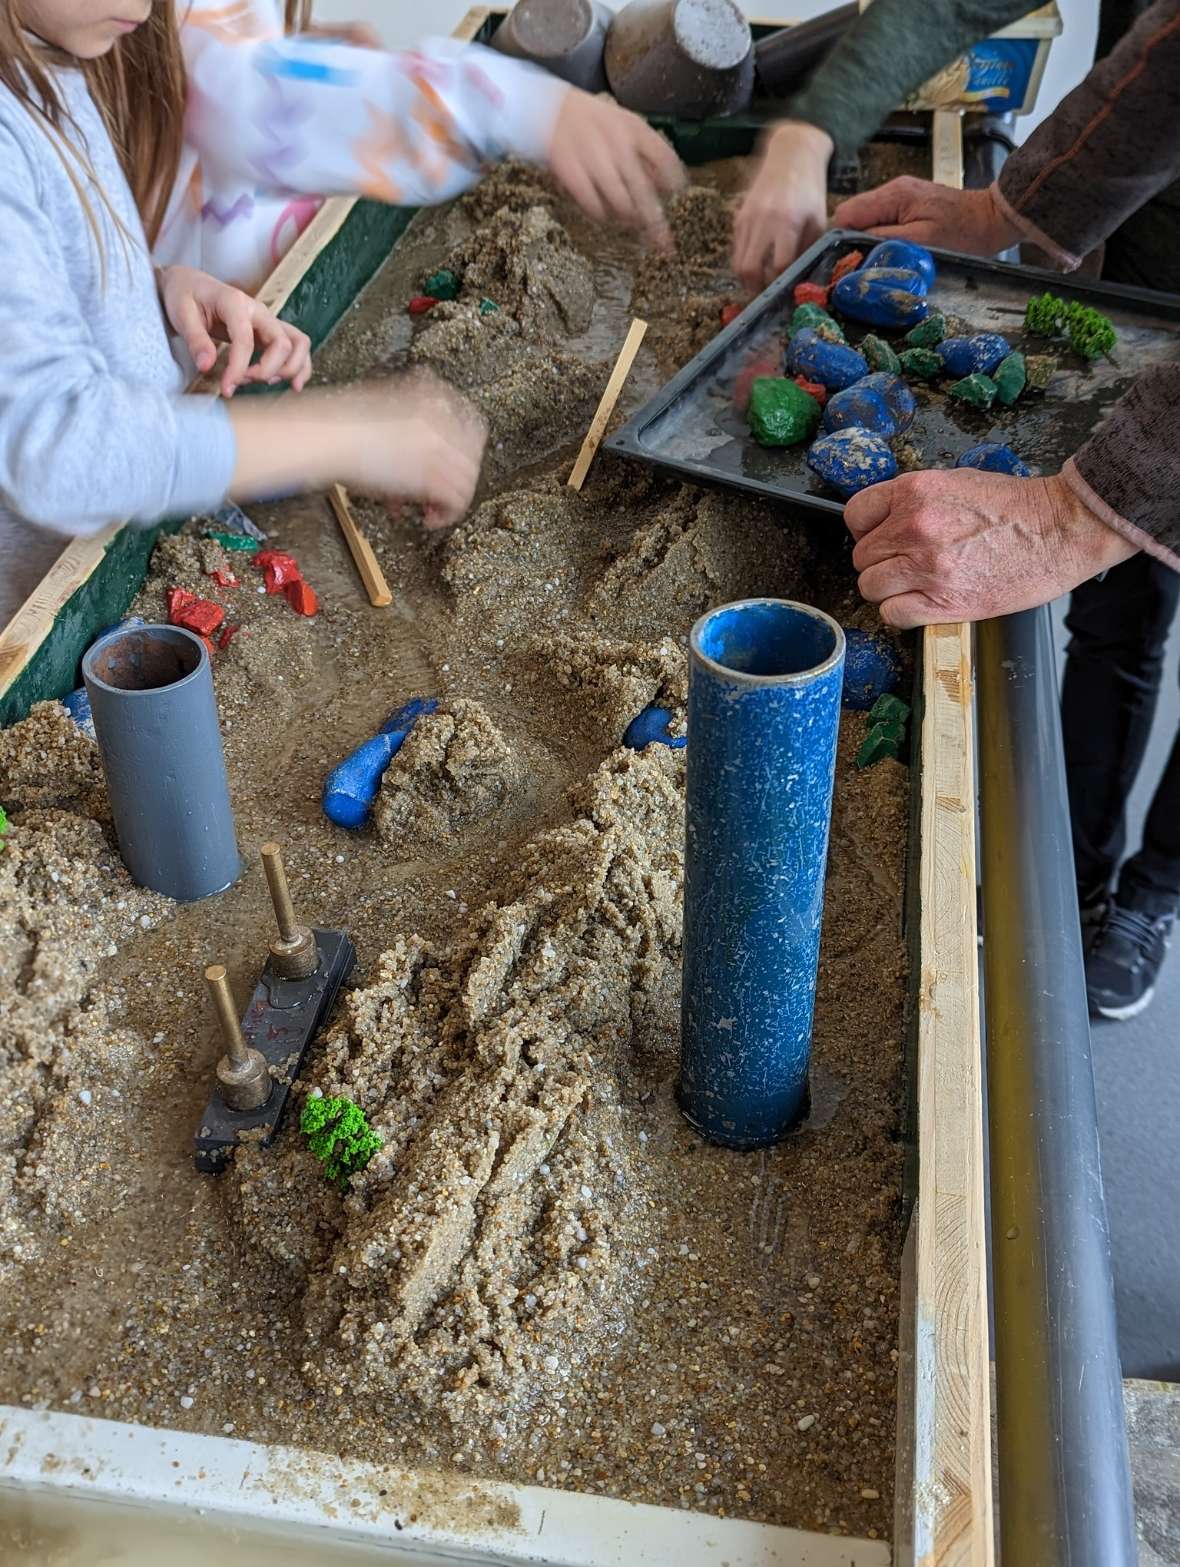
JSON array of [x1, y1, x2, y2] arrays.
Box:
[[260, 842, 319, 979], [206, 963, 272, 1112]]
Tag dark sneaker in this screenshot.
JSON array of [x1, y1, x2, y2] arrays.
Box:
[[1086, 903, 1175, 1021], [1078, 883, 1109, 933]]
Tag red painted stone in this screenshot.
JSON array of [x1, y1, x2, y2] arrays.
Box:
[[209, 567, 239, 588], [166, 587, 225, 637], [830, 250, 864, 286], [218, 623, 243, 650], [407, 294, 439, 316], [719, 302, 743, 327], [286, 579, 319, 617], [252, 549, 301, 594], [793, 281, 830, 308], [793, 375, 828, 407]]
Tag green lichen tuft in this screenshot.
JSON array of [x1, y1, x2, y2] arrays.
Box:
[[300, 1094, 381, 1189], [1025, 292, 1116, 360], [0, 805, 8, 843]]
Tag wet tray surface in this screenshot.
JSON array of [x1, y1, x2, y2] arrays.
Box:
[[607, 229, 1180, 517]]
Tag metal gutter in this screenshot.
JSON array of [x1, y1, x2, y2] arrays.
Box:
[[977, 606, 1137, 1566]]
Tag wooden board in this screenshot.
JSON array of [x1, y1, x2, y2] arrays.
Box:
[[900, 108, 994, 1567]]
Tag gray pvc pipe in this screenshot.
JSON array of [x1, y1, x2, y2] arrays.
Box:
[[83, 624, 241, 901], [976, 606, 1137, 1567]]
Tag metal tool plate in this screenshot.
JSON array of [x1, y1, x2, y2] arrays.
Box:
[[193, 928, 356, 1173], [606, 229, 1180, 517]]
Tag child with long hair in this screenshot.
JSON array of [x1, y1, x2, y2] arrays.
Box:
[[0, 1, 683, 627], [159, 0, 684, 292]]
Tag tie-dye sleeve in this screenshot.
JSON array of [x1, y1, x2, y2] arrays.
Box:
[[181, 26, 570, 206]]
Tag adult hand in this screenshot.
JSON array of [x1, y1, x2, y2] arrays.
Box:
[[845, 468, 1137, 627], [832, 177, 1020, 255], [547, 90, 686, 249], [732, 121, 833, 292], [158, 266, 312, 398]]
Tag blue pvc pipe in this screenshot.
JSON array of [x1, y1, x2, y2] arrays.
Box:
[[678, 599, 844, 1148]]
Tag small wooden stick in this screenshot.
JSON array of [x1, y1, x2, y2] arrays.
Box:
[[567, 317, 648, 493], [327, 483, 392, 607]]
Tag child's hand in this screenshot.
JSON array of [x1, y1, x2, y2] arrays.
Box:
[[546, 91, 686, 249], [157, 266, 313, 398]]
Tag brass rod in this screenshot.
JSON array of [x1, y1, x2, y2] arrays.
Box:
[[205, 964, 247, 1064], [260, 841, 299, 942]]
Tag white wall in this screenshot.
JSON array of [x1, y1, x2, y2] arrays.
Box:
[[311, 0, 1100, 136]]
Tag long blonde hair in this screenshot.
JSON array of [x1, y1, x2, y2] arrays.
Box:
[[1, 0, 312, 252]]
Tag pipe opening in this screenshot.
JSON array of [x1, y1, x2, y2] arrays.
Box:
[[693, 600, 841, 682], [86, 625, 203, 693]]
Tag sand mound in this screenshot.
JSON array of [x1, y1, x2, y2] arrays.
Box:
[[0, 700, 105, 817], [540, 633, 687, 749], [447, 206, 594, 340], [373, 699, 524, 856]]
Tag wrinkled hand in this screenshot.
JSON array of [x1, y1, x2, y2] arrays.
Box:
[[158, 266, 312, 398], [547, 90, 686, 248], [845, 469, 1137, 627], [832, 177, 1019, 256], [732, 121, 833, 292]]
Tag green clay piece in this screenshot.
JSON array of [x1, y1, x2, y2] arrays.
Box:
[[949, 373, 998, 411], [478, 297, 499, 315], [994, 350, 1027, 406], [869, 693, 910, 727], [204, 529, 259, 552], [0, 805, 7, 842], [898, 347, 941, 380], [856, 718, 905, 769], [861, 334, 901, 374], [423, 267, 459, 301], [748, 377, 822, 447], [790, 303, 845, 342], [1025, 353, 1057, 392], [904, 311, 946, 349], [301, 1094, 382, 1189]]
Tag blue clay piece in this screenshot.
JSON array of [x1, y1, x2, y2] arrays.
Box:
[[623, 705, 687, 751], [807, 428, 898, 497], [823, 384, 897, 438], [863, 239, 937, 288], [831, 267, 930, 329], [324, 697, 439, 829], [785, 328, 869, 391], [842, 628, 902, 711], [938, 332, 1011, 377], [956, 441, 1032, 477], [856, 371, 917, 432]]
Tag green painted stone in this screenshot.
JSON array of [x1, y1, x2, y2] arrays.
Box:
[[790, 303, 845, 342], [478, 297, 499, 315], [869, 693, 910, 727], [423, 267, 459, 301], [898, 347, 942, 380], [862, 334, 901, 374], [204, 530, 259, 552], [994, 350, 1027, 406], [1025, 353, 1057, 392], [949, 373, 998, 410], [904, 311, 947, 348], [856, 717, 905, 769], [748, 377, 822, 447]]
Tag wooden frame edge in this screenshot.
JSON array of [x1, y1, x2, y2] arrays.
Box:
[[0, 3, 493, 704]]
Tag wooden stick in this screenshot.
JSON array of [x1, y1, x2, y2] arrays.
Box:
[[567, 318, 648, 493], [327, 484, 392, 607]]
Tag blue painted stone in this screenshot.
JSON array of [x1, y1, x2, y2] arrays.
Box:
[[856, 371, 917, 432], [96, 614, 146, 642], [841, 628, 902, 710], [863, 238, 937, 288], [62, 686, 96, 741], [807, 428, 898, 497], [679, 599, 844, 1148], [823, 384, 897, 438], [938, 332, 1011, 377], [785, 328, 869, 392], [956, 441, 1032, 477], [323, 697, 439, 829], [623, 705, 687, 751], [831, 267, 930, 329]]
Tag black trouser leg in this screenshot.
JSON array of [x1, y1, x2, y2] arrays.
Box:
[[1062, 554, 1180, 898]]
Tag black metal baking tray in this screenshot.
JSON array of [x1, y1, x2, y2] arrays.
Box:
[[606, 229, 1180, 517]]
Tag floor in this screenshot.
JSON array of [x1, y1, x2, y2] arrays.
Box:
[[313, 0, 1177, 1379]]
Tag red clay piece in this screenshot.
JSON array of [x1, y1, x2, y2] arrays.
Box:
[[253, 549, 301, 594], [407, 294, 439, 316], [719, 302, 743, 327], [793, 375, 828, 406], [286, 579, 319, 616], [830, 250, 864, 286], [793, 281, 829, 308], [166, 587, 225, 638]]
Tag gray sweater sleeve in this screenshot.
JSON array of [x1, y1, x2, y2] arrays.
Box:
[[0, 126, 236, 539], [784, 0, 1034, 158]]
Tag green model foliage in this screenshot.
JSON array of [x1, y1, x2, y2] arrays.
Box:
[[1025, 292, 1116, 361], [0, 805, 8, 842], [300, 1094, 381, 1188]]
